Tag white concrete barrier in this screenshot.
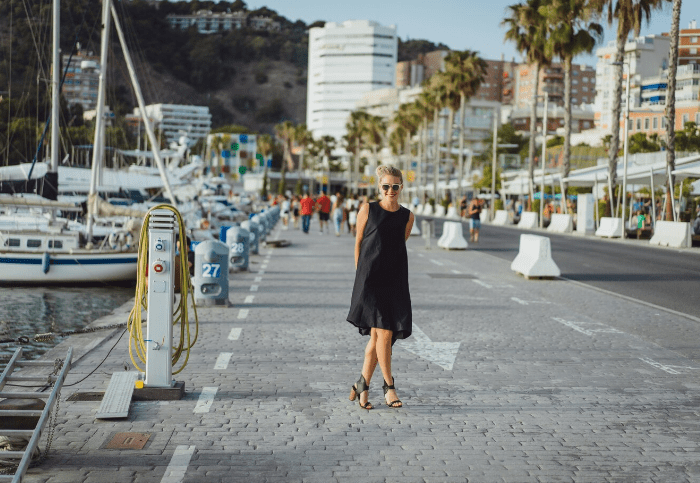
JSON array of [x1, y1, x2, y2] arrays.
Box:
[[649, 221, 692, 248], [414, 204, 423, 215], [547, 214, 573, 233], [422, 204, 434, 216], [510, 234, 561, 278], [410, 220, 421, 236], [438, 221, 468, 250], [446, 206, 459, 219], [595, 217, 623, 238], [434, 205, 446, 217], [517, 212, 538, 229], [492, 210, 509, 225], [576, 193, 595, 234]]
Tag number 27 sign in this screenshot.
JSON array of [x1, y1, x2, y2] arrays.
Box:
[[202, 263, 221, 278]]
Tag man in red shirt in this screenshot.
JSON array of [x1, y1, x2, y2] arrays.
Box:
[[316, 190, 331, 234], [299, 192, 315, 234]]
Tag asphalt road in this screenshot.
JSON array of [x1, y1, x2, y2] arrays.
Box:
[[425, 218, 700, 319]]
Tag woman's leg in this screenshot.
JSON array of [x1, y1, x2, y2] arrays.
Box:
[[375, 328, 401, 407], [357, 330, 378, 407]]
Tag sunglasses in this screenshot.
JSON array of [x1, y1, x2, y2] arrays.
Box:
[[381, 184, 402, 192]]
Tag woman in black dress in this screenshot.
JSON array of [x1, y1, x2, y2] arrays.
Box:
[[347, 165, 415, 410]]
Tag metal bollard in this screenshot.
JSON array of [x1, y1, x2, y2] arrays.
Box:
[[193, 240, 229, 306], [226, 224, 250, 271], [421, 219, 433, 250], [241, 220, 259, 255]]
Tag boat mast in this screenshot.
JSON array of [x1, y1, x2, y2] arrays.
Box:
[[50, 0, 60, 173], [110, 3, 177, 205], [86, 0, 111, 242]]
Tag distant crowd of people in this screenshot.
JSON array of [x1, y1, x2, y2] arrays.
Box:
[[271, 191, 372, 236]]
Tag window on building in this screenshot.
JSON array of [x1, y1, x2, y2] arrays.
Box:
[[653, 117, 658, 129], [582, 96, 588, 102], [636, 119, 641, 130], [583, 77, 588, 82], [48, 240, 63, 249], [692, 48, 698, 55], [573, 79, 579, 85], [644, 118, 650, 130], [628, 119, 634, 130], [692, 37, 698, 43], [4, 238, 20, 247], [696, 113, 700, 124], [583, 86, 588, 92], [27, 239, 41, 248], [662, 117, 667, 128], [683, 114, 689, 125]]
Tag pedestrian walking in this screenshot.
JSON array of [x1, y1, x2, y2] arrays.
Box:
[[316, 190, 331, 234], [332, 192, 344, 236], [299, 192, 314, 234], [280, 195, 290, 229], [291, 195, 300, 229], [468, 196, 483, 243], [459, 195, 468, 218], [347, 165, 415, 410]]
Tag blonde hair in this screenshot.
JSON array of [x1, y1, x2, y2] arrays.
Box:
[[376, 165, 403, 184]]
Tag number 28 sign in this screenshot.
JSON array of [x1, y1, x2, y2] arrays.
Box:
[[202, 263, 221, 278]]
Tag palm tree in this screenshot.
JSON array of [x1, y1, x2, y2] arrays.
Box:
[[363, 115, 387, 196], [391, 103, 421, 174], [293, 123, 312, 195], [664, 0, 682, 221], [424, 73, 449, 203], [540, 0, 603, 210], [257, 134, 274, 199], [413, 94, 433, 201], [316, 135, 336, 194], [504, 0, 552, 209], [591, 0, 666, 216], [345, 111, 371, 194], [274, 120, 296, 194], [444, 50, 489, 198]]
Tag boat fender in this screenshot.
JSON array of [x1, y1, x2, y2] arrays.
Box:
[[108, 232, 119, 249], [117, 231, 127, 249], [124, 233, 134, 250], [42, 252, 51, 274]]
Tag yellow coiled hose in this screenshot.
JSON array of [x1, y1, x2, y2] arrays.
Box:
[[127, 204, 199, 375]]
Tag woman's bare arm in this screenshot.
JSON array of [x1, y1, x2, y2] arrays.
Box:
[[405, 212, 415, 241], [354, 203, 370, 269]]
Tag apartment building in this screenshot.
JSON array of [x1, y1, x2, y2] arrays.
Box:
[[593, 34, 670, 131], [61, 51, 100, 111], [514, 63, 596, 108], [130, 104, 212, 146], [306, 20, 397, 140], [395, 52, 517, 104], [677, 20, 700, 65], [166, 10, 280, 34]]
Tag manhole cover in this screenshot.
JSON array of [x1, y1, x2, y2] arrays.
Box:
[[105, 432, 151, 450], [427, 273, 476, 279]]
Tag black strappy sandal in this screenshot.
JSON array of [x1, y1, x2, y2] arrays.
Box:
[[383, 377, 402, 408], [349, 375, 373, 410]]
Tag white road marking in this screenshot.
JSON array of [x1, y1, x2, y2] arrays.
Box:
[[237, 309, 249, 319], [250, 285, 258, 292], [193, 387, 217, 413], [214, 352, 233, 370], [511, 297, 553, 306], [417, 253, 425, 258], [429, 259, 444, 266], [552, 317, 623, 337], [451, 270, 461, 274], [639, 357, 681, 374], [258, 270, 265, 275], [473, 280, 492, 289], [261, 265, 268, 270], [160, 445, 195, 483], [254, 276, 262, 282], [244, 295, 255, 304], [397, 323, 461, 371], [228, 328, 242, 340]]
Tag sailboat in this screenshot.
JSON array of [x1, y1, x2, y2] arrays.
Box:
[[0, 0, 178, 284]]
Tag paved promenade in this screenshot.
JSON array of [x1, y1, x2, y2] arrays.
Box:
[[20, 216, 700, 482]]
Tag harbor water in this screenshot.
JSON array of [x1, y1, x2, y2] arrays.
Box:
[[0, 285, 133, 361]]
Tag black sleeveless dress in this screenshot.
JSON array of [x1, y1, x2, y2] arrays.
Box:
[[347, 202, 412, 342]]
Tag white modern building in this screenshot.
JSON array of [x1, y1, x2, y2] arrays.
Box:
[[306, 20, 398, 141], [132, 104, 212, 146], [593, 35, 670, 132]]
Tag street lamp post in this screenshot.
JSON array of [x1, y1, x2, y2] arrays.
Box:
[[491, 109, 498, 220], [539, 92, 549, 229], [618, 60, 632, 238]]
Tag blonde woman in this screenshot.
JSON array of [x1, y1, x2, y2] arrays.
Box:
[[347, 165, 414, 410]]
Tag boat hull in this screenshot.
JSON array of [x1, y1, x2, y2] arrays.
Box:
[[0, 251, 137, 284]]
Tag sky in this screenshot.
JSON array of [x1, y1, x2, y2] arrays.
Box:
[[246, 0, 699, 67]]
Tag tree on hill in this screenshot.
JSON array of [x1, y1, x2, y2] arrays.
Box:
[[398, 39, 451, 62]]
